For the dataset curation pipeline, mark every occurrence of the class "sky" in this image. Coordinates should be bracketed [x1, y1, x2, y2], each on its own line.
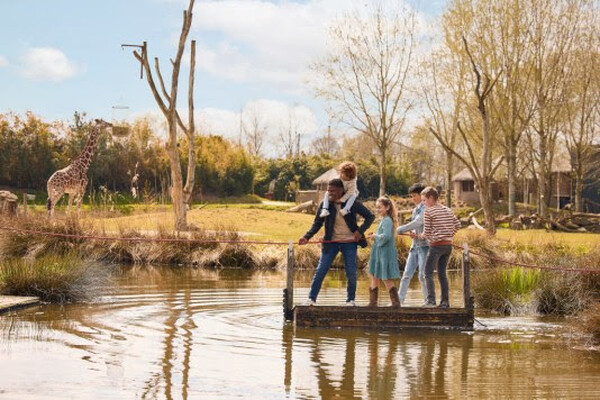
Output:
[0, 0, 446, 156]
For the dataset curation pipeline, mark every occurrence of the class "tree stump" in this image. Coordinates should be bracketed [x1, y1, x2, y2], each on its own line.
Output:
[0, 190, 18, 216]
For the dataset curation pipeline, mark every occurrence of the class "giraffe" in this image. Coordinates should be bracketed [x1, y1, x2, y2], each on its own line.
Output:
[46, 119, 112, 217]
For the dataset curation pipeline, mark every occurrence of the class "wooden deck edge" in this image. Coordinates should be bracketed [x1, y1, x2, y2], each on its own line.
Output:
[0, 296, 40, 314]
[291, 305, 475, 331]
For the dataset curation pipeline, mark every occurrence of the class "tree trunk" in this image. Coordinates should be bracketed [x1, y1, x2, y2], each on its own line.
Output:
[167, 121, 187, 230]
[507, 138, 517, 217]
[538, 135, 548, 217]
[379, 148, 387, 196]
[445, 151, 453, 207]
[478, 178, 496, 235]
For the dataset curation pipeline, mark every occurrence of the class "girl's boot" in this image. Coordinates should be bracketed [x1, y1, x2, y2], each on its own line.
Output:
[368, 287, 378, 307]
[388, 287, 401, 308]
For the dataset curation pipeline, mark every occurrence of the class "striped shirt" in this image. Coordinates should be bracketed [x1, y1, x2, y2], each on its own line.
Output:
[423, 204, 461, 245]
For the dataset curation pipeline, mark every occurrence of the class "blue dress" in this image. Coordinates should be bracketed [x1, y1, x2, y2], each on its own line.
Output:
[368, 216, 400, 279]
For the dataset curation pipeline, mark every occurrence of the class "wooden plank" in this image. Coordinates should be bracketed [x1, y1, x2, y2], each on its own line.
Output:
[294, 305, 474, 330]
[0, 295, 40, 314]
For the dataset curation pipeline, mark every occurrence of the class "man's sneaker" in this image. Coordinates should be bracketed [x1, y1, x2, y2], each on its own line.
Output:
[320, 209, 330, 218]
[437, 302, 450, 309]
[422, 301, 436, 308]
[345, 300, 356, 307]
[305, 299, 316, 306]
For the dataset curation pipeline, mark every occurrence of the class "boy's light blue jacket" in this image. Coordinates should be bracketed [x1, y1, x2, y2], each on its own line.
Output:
[396, 202, 428, 248]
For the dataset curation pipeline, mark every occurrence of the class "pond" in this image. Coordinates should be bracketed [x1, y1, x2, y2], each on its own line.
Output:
[1, 267, 600, 399]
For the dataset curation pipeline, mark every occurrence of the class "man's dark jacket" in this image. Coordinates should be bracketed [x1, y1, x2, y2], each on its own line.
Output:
[302, 199, 375, 248]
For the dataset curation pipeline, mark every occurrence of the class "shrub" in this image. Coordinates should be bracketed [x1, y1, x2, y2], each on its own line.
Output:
[536, 272, 592, 315]
[577, 303, 600, 345]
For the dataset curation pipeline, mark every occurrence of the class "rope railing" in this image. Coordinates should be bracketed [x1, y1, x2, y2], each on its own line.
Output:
[0, 225, 357, 246]
[1, 224, 599, 274]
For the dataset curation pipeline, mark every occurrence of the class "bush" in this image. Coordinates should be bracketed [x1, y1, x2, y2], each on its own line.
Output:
[473, 267, 540, 315]
[577, 303, 600, 345]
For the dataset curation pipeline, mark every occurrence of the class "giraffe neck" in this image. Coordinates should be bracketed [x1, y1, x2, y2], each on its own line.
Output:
[74, 125, 100, 170]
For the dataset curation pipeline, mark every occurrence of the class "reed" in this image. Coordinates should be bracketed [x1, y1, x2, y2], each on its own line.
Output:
[473, 267, 540, 314]
[577, 303, 600, 345]
[0, 252, 111, 303]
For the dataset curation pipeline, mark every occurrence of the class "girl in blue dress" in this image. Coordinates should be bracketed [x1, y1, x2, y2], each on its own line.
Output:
[368, 196, 401, 308]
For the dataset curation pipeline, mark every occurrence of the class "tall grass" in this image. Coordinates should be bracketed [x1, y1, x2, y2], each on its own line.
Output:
[473, 267, 541, 314]
[577, 303, 600, 346]
[0, 253, 112, 303]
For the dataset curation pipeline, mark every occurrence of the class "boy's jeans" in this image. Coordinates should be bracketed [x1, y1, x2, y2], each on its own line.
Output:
[424, 245, 453, 305]
[398, 246, 429, 303]
[308, 242, 358, 302]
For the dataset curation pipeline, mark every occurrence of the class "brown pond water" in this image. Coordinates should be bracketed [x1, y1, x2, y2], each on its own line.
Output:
[1, 267, 600, 399]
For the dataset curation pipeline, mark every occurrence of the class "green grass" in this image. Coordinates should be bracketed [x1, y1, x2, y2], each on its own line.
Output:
[0, 253, 111, 303]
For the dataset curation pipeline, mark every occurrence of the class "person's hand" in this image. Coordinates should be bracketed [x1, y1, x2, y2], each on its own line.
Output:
[368, 232, 375, 239]
[409, 232, 417, 239]
[299, 237, 308, 245]
[353, 231, 362, 242]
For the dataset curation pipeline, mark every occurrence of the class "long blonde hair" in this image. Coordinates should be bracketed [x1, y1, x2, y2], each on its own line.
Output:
[376, 196, 398, 231]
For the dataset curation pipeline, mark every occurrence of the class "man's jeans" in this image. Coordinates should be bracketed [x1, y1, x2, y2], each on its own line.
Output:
[424, 245, 453, 305]
[398, 246, 429, 303]
[308, 242, 358, 302]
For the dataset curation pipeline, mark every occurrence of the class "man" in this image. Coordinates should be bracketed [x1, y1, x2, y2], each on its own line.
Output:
[419, 186, 461, 308]
[396, 183, 429, 305]
[299, 178, 375, 306]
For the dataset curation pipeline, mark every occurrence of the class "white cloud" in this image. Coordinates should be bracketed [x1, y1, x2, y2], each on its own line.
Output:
[191, 0, 424, 92]
[0, 56, 8, 68]
[185, 0, 442, 106]
[20, 47, 79, 82]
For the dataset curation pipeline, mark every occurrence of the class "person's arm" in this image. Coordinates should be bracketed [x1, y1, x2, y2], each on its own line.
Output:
[353, 201, 375, 235]
[375, 217, 394, 247]
[421, 209, 432, 239]
[299, 203, 325, 243]
[396, 213, 423, 234]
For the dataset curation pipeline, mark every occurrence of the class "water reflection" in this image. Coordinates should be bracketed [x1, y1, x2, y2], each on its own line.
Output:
[284, 326, 474, 399]
[1, 266, 600, 399]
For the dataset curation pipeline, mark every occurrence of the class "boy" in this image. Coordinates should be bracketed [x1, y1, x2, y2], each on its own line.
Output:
[320, 161, 359, 217]
[419, 186, 461, 308]
[396, 183, 429, 305]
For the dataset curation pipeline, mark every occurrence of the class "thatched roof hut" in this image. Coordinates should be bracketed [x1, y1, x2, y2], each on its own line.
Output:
[312, 168, 340, 190]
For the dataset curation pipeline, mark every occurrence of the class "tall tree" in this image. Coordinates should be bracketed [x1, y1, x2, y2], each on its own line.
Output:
[525, 0, 582, 217]
[430, 0, 504, 234]
[129, 0, 197, 230]
[563, 4, 600, 211]
[311, 3, 416, 195]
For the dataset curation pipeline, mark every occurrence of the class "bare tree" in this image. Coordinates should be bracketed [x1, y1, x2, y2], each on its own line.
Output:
[420, 44, 467, 207]
[241, 104, 268, 158]
[487, 0, 537, 217]
[311, 3, 415, 195]
[311, 127, 340, 157]
[278, 108, 300, 158]
[563, 5, 600, 211]
[128, 0, 197, 230]
[429, 8, 504, 234]
[526, 0, 582, 217]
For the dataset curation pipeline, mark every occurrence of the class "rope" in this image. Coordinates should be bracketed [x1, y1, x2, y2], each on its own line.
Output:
[1, 224, 599, 274]
[456, 243, 600, 274]
[0, 225, 358, 246]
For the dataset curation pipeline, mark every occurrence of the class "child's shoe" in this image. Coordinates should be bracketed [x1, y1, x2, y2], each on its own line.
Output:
[320, 209, 330, 218]
[339, 208, 349, 216]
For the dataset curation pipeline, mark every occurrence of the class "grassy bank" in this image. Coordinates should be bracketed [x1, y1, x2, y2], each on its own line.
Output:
[0, 252, 111, 303]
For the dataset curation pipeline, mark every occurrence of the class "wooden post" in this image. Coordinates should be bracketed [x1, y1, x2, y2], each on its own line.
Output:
[462, 243, 471, 309]
[23, 193, 27, 215]
[283, 240, 294, 321]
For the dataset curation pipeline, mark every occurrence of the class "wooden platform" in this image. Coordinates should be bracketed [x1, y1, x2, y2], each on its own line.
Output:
[0, 295, 40, 314]
[293, 305, 474, 330]
[283, 242, 476, 331]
